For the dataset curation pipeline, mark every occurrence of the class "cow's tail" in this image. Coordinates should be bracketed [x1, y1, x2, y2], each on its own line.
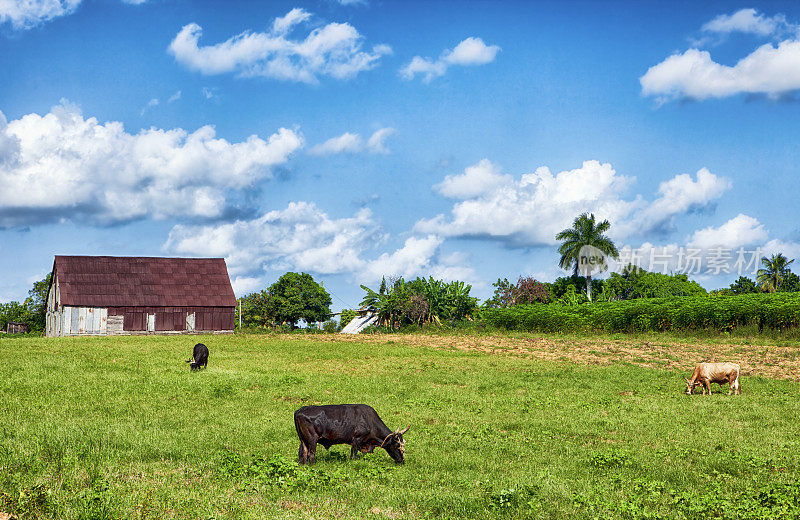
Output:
[734, 365, 741, 394]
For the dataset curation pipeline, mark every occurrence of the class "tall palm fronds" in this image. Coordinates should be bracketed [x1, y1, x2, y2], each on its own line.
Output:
[359, 277, 478, 329]
[556, 212, 619, 301]
[756, 253, 795, 293]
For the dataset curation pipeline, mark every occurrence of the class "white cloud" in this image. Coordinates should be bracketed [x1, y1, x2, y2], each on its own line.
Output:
[0, 0, 80, 30]
[0, 0, 151, 30]
[165, 202, 379, 277]
[201, 87, 217, 99]
[400, 37, 500, 83]
[164, 201, 475, 286]
[611, 241, 683, 274]
[168, 90, 182, 103]
[610, 241, 732, 286]
[701, 8, 792, 37]
[637, 167, 731, 233]
[0, 101, 302, 227]
[230, 276, 265, 296]
[688, 214, 769, 249]
[310, 132, 362, 155]
[416, 160, 730, 247]
[336, 0, 366, 5]
[644, 9, 800, 102]
[0, 110, 18, 163]
[310, 127, 394, 155]
[446, 37, 502, 66]
[365, 127, 394, 154]
[360, 235, 478, 284]
[762, 238, 800, 261]
[168, 8, 391, 84]
[612, 214, 800, 281]
[271, 7, 311, 35]
[641, 41, 800, 101]
[362, 235, 443, 282]
[609, 237, 800, 285]
[400, 57, 447, 84]
[140, 97, 159, 115]
[434, 158, 510, 199]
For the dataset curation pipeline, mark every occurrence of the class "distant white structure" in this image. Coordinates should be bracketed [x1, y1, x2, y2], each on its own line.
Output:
[340, 312, 378, 334]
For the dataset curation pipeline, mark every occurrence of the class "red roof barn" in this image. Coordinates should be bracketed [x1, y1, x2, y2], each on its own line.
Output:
[46, 256, 236, 336]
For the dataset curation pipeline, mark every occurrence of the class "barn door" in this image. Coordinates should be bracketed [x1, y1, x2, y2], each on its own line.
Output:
[186, 312, 195, 331]
[147, 313, 155, 332]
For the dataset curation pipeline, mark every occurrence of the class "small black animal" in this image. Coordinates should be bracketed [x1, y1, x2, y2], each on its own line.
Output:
[294, 404, 410, 464]
[186, 343, 209, 371]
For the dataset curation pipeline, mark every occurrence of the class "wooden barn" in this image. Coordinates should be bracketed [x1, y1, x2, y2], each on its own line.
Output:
[45, 256, 236, 337]
[5, 321, 28, 334]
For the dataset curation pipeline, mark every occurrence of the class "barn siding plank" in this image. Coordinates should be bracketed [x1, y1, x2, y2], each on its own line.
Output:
[63, 307, 71, 335]
[107, 315, 123, 334]
[86, 308, 94, 333]
[99, 308, 107, 334]
[124, 312, 145, 331]
[70, 307, 79, 334]
[79, 308, 88, 333]
[212, 312, 221, 330]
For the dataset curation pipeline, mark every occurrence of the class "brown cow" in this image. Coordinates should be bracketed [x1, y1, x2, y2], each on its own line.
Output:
[685, 362, 741, 396]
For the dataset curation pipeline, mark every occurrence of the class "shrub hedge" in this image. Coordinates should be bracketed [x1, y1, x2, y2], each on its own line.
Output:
[480, 293, 800, 334]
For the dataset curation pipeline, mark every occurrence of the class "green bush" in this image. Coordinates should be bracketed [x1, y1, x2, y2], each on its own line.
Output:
[321, 320, 339, 333]
[215, 449, 350, 493]
[339, 309, 357, 328]
[605, 267, 706, 300]
[360, 277, 478, 329]
[481, 293, 800, 334]
[574, 476, 800, 520]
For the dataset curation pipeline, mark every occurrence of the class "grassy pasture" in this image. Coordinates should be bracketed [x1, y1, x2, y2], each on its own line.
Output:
[1, 334, 799, 519]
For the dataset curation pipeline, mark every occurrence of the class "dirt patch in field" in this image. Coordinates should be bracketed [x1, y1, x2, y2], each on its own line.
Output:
[289, 334, 800, 382]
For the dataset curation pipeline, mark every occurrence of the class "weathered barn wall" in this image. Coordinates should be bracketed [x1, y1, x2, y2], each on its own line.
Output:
[47, 306, 233, 336]
[46, 276, 61, 337]
[60, 306, 108, 335]
[107, 315, 124, 334]
[107, 307, 234, 333]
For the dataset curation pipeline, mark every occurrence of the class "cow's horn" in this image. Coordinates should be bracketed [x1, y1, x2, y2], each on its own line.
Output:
[398, 424, 410, 435]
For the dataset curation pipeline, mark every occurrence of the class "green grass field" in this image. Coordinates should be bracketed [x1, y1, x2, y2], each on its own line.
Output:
[1, 333, 799, 519]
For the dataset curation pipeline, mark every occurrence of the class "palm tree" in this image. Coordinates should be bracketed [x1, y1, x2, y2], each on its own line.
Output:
[556, 213, 619, 301]
[756, 253, 795, 293]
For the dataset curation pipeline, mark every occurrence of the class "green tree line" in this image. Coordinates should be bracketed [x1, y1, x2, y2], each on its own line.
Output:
[0, 274, 50, 334]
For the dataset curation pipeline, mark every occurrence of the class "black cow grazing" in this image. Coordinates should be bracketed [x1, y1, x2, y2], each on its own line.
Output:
[294, 404, 410, 464]
[186, 343, 209, 371]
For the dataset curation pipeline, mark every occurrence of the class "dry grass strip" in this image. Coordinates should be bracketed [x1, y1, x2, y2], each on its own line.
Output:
[284, 333, 800, 382]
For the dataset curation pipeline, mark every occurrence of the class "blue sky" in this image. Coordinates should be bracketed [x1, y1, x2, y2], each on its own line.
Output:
[2, 0, 800, 310]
